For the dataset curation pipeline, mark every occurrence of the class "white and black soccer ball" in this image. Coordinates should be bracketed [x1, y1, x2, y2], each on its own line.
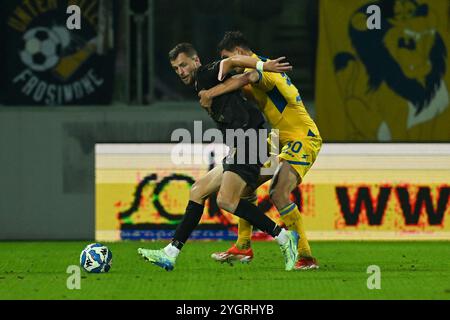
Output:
[80, 243, 113, 273]
[20, 27, 62, 72]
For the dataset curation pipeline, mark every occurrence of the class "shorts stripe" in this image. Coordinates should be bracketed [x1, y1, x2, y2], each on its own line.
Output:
[280, 203, 297, 216]
[287, 160, 311, 166]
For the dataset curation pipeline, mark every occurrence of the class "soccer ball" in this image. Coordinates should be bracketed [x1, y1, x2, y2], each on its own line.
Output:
[80, 243, 113, 273]
[20, 27, 62, 72]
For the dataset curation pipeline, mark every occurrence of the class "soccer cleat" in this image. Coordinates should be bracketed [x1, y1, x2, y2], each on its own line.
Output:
[294, 257, 320, 270]
[279, 231, 299, 271]
[211, 244, 254, 264]
[252, 231, 273, 241]
[137, 248, 176, 271]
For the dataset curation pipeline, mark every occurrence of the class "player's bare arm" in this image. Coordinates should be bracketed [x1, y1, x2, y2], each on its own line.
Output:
[220, 55, 292, 80]
[199, 57, 292, 110]
[198, 72, 259, 110]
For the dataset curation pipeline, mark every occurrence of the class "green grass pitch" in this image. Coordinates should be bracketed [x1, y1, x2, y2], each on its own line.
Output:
[0, 241, 449, 300]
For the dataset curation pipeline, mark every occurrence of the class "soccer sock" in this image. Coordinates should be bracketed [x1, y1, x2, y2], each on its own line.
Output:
[172, 200, 205, 246]
[164, 243, 180, 258]
[274, 228, 289, 245]
[236, 218, 253, 250]
[233, 199, 281, 238]
[279, 203, 312, 257]
[235, 194, 256, 250]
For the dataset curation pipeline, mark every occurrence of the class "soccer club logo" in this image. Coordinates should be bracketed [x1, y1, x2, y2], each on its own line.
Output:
[5, 0, 113, 105]
[334, 0, 449, 141]
[19, 25, 97, 81]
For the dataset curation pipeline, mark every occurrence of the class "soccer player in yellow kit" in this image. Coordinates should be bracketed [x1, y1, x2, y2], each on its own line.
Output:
[199, 31, 322, 270]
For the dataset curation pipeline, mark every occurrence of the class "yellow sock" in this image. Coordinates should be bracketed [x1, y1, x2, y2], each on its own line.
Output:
[279, 203, 312, 258]
[235, 218, 253, 250]
[235, 196, 257, 250]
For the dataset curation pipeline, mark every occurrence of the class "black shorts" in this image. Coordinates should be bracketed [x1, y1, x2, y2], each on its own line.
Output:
[222, 158, 261, 190]
[221, 128, 269, 190]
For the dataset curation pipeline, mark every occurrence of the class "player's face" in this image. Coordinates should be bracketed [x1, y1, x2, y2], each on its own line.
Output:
[220, 48, 245, 74]
[170, 53, 200, 85]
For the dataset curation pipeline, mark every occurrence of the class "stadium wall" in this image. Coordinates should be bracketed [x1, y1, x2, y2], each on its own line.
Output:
[0, 103, 214, 240]
[1, 104, 449, 241]
[96, 143, 450, 241]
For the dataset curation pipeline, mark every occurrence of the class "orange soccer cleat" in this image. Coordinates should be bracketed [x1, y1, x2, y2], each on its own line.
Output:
[211, 244, 254, 264]
[294, 256, 320, 270]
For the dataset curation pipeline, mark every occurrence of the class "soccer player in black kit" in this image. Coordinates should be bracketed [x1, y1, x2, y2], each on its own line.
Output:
[138, 43, 299, 271]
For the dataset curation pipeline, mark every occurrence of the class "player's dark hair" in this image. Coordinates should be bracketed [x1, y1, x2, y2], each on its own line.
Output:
[168, 43, 198, 61]
[217, 31, 251, 53]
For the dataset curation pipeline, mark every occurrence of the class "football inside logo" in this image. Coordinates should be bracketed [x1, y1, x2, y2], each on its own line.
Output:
[20, 27, 62, 72]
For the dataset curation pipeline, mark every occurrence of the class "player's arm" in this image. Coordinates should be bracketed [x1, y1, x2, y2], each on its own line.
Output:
[198, 71, 260, 110]
[218, 55, 292, 81]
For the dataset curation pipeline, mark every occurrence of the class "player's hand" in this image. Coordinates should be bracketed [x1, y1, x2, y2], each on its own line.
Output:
[198, 90, 213, 114]
[263, 57, 293, 73]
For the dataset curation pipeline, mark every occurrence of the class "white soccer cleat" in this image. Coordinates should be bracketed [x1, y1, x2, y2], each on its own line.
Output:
[279, 231, 299, 271]
[138, 248, 176, 271]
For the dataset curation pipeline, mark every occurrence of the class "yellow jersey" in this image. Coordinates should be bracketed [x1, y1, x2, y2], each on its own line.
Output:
[245, 54, 320, 145]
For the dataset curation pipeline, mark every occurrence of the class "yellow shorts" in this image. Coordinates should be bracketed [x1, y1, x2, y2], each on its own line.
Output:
[265, 133, 322, 179]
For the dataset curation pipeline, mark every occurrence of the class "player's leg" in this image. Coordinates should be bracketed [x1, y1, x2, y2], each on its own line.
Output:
[271, 137, 322, 270]
[269, 160, 314, 258]
[216, 170, 298, 271]
[171, 164, 224, 245]
[235, 193, 256, 250]
[210, 194, 255, 263]
[215, 127, 275, 261]
[188, 164, 225, 204]
[231, 126, 274, 250]
[235, 174, 272, 248]
[138, 165, 224, 270]
[211, 175, 271, 264]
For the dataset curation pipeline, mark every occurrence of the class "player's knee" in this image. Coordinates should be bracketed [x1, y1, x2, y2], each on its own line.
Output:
[269, 188, 279, 203]
[190, 182, 207, 202]
[217, 193, 239, 213]
[269, 187, 290, 208]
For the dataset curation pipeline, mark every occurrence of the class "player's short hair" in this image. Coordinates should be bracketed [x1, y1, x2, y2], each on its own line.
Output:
[168, 43, 198, 61]
[217, 31, 251, 52]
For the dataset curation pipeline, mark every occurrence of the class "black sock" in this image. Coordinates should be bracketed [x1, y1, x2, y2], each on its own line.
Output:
[233, 199, 282, 237]
[171, 239, 185, 251]
[173, 201, 205, 246]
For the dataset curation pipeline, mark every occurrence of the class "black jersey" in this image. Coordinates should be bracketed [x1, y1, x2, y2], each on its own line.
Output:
[194, 60, 265, 133]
